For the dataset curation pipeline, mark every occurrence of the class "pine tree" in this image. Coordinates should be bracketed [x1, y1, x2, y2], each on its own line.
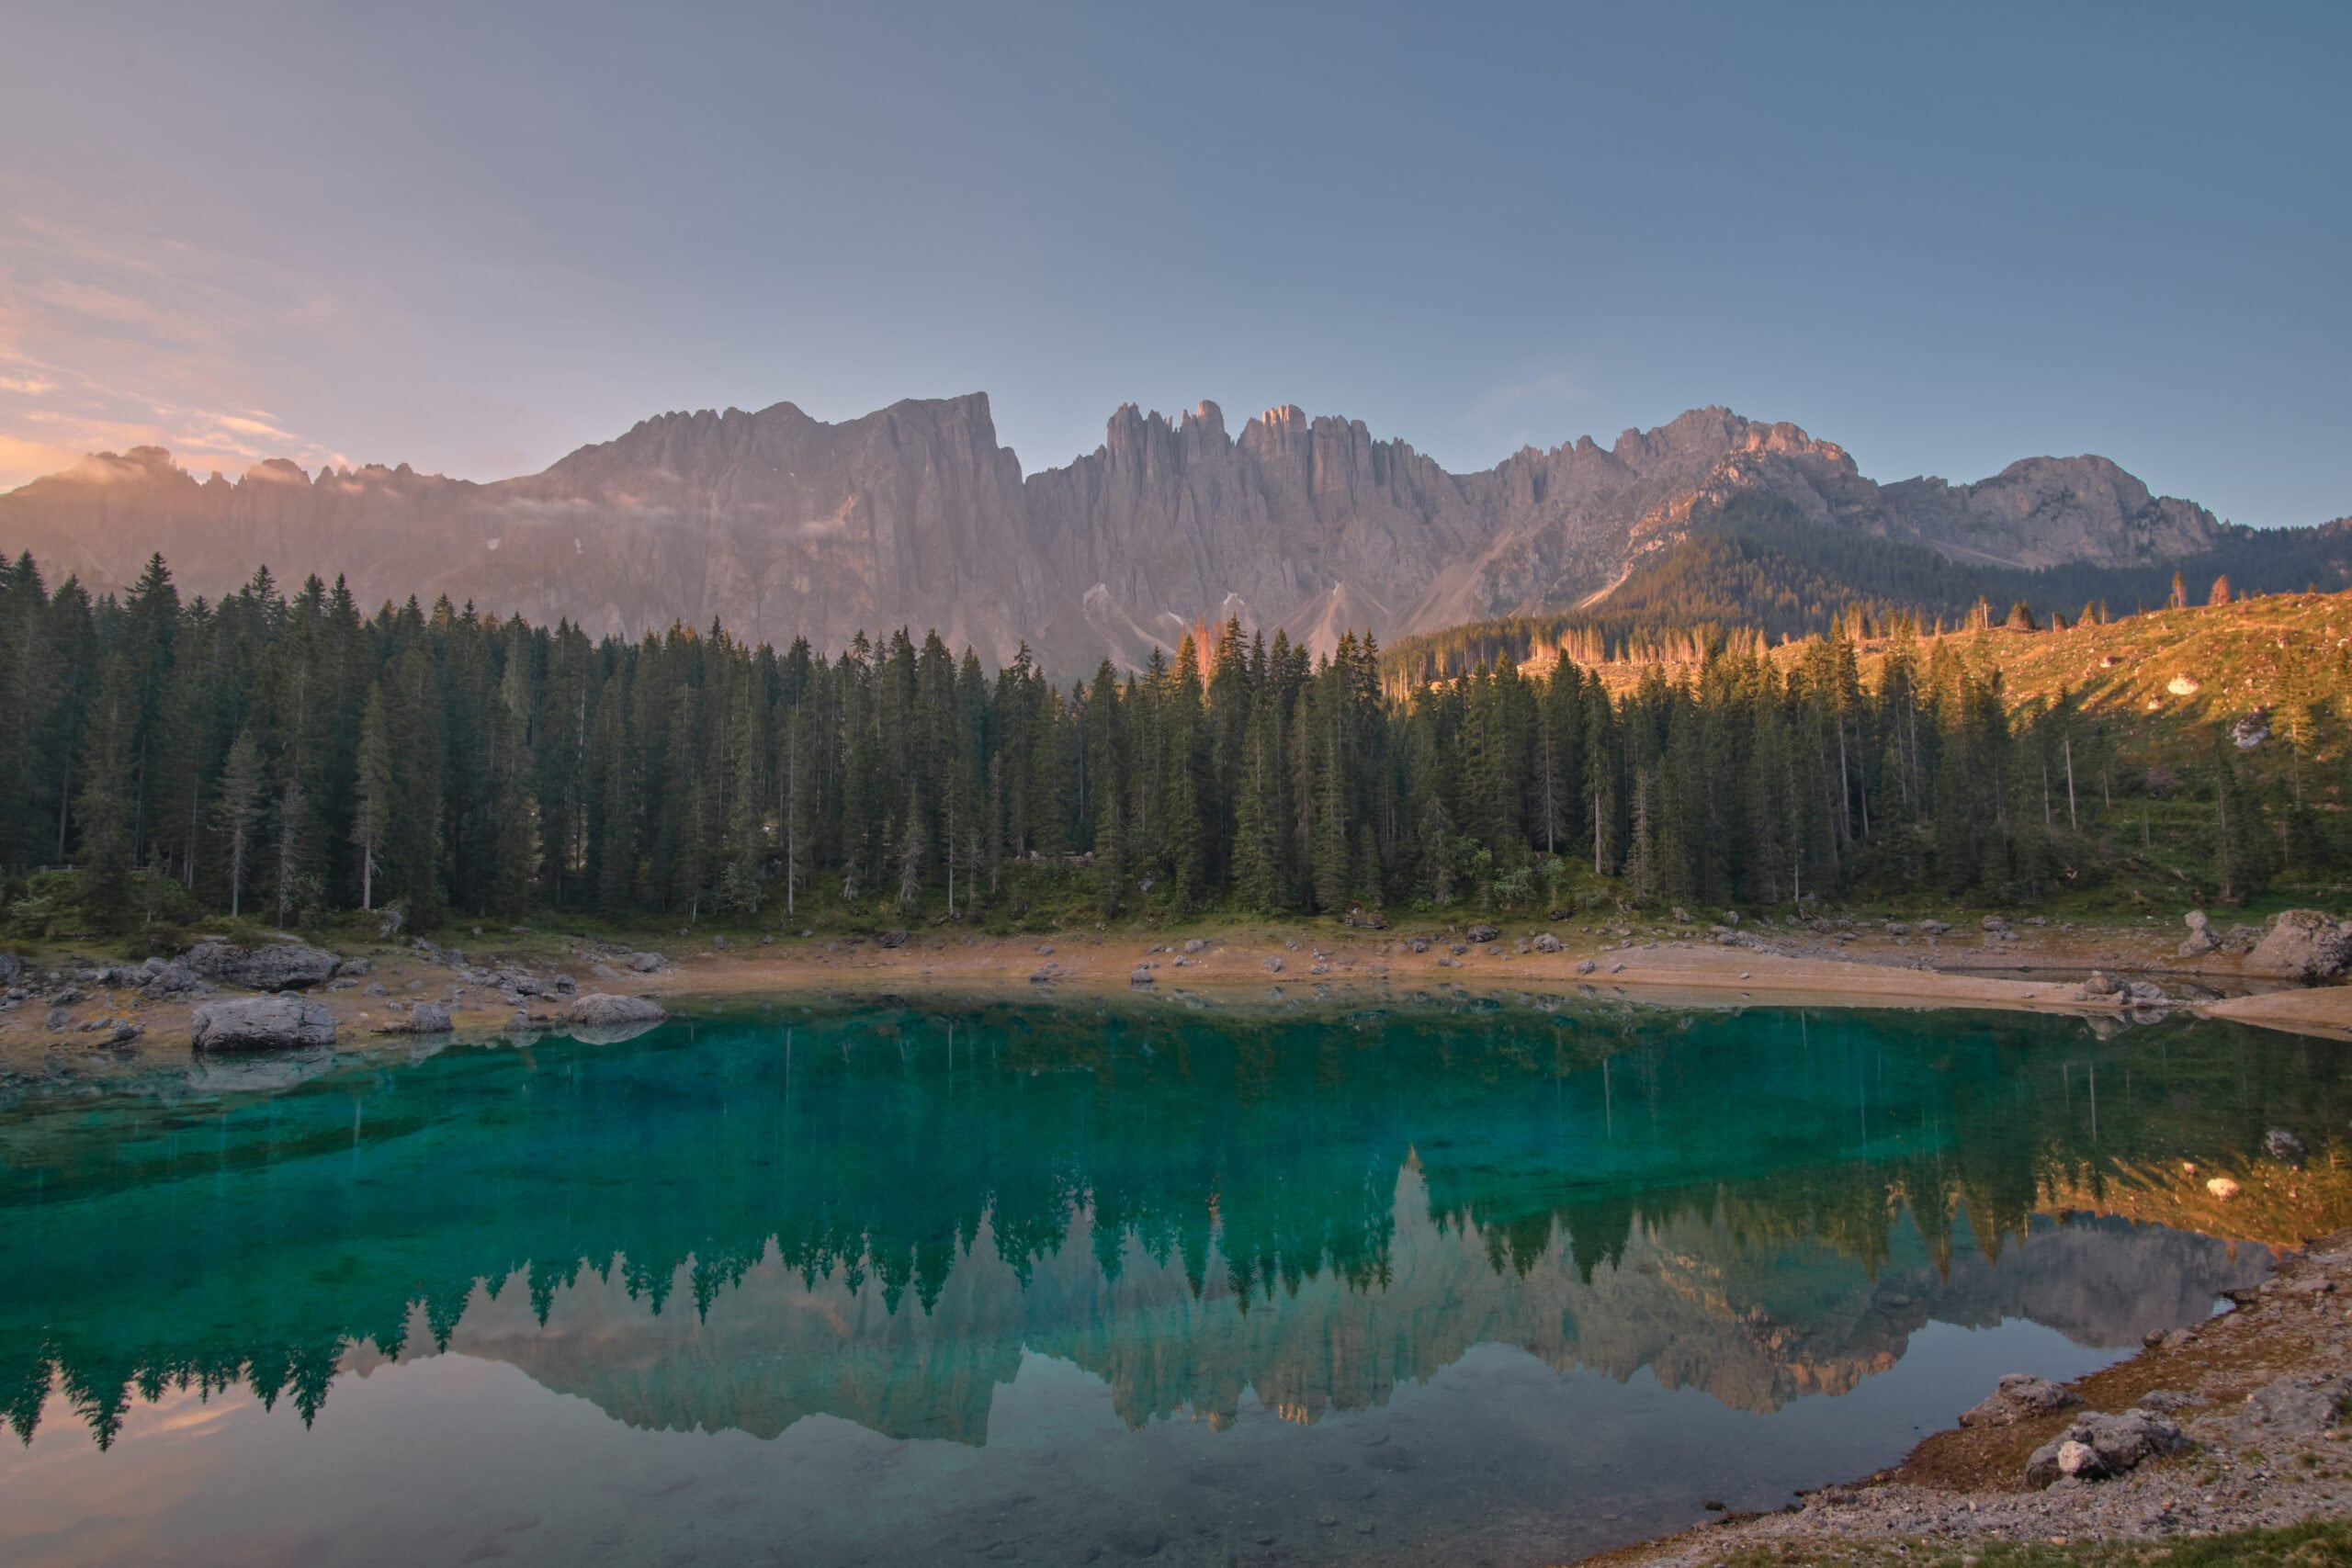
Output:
[897, 785, 926, 914]
[217, 728, 264, 919]
[268, 778, 318, 927]
[353, 685, 391, 911]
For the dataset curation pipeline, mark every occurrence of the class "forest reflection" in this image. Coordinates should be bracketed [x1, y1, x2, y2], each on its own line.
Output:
[4, 1001, 2337, 1450]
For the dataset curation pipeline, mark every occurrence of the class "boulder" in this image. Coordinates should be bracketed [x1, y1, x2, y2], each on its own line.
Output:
[1465, 924, 1500, 943]
[565, 992, 665, 1044]
[1917, 919, 1951, 936]
[190, 995, 337, 1052]
[626, 952, 665, 973]
[877, 930, 909, 949]
[2249, 910, 2352, 982]
[2229, 1373, 2351, 1443]
[2267, 1128, 2309, 1166]
[1129, 967, 1155, 986]
[1532, 931, 1563, 953]
[1182, 939, 1207, 954]
[2078, 971, 2119, 998]
[334, 956, 371, 978]
[1262, 956, 1283, 974]
[403, 1002, 453, 1034]
[141, 963, 203, 998]
[2024, 1407, 2188, 1487]
[567, 993, 665, 1028]
[183, 939, 342, 991]
[1961, 1373, 2081, 1428]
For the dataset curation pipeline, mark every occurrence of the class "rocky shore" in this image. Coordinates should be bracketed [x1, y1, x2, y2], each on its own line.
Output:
[1590, 1233, 2352, 1565]
[1, 907, 2349, 1094]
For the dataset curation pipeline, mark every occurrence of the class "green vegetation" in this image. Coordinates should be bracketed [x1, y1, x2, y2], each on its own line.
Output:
[4, 550, 2348, 942]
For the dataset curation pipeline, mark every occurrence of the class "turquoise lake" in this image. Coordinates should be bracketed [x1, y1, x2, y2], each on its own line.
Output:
[2, 998, 2341, 1566]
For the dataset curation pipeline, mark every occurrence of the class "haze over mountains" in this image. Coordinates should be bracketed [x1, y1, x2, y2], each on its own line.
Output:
[0, 392, 2301, 671]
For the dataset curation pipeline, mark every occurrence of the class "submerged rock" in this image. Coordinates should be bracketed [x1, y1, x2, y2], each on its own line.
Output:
[190, 995, 338, 1052]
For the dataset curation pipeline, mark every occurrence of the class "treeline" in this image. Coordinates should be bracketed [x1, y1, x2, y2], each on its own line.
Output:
[0, 550, 2330, 935]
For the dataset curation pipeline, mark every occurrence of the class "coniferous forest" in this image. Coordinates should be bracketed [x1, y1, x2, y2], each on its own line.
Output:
[1, 550, 2337, 940]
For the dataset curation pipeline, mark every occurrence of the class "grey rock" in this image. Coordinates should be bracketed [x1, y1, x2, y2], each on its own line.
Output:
[403, 1002, 453, 1033]
[1961, 1373, 2080, 1427]
[2024, 1408, 2188, 1487]
[1466, 924, 1500, 943]
[567, 992, 664, 1028]
[183, 939, 342, 991]
[2267, 1127, 2309, 1165]
[2230, 1373, 2351, 1442]
[876, 930, 908, 949]
[1262, 956, 1283, 974]
[334, 956, 371, 977]
[2179, 908, 2220, 956]
[1182, 939, 1207, 954]
[2250, 909, 2352, 982]
[627, 952, 664, 973]
[1532, 931, 1563, 953]
[1916, 919, 1951, 935]
[1129, 967, 1155, 986]
[190, 995, 337, 1052]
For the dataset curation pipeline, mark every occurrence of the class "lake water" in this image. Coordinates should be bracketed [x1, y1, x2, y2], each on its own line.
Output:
[2, 998, 2340, 1567]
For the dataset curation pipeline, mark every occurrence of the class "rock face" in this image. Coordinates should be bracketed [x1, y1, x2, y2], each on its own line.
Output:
[0, 397, 2249, 673]
[189, 995, 337, 1052]
[183, 939, 342, 991]
[2248, 910, 2352, 982]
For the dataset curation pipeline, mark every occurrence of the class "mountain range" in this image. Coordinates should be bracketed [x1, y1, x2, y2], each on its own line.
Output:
[3, 393, 2338, 671]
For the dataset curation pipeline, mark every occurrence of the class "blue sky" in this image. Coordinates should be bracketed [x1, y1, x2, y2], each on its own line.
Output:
[1, 1, 2344, 525]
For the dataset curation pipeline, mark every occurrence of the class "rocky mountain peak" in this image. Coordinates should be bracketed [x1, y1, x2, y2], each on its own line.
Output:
[0, 392, 2249, 670]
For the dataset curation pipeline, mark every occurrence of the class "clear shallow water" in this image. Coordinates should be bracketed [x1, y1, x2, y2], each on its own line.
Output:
[1, 999, 2340, 1567]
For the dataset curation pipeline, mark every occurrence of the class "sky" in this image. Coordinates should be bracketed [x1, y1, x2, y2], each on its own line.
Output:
[0, 1, 2345, 525]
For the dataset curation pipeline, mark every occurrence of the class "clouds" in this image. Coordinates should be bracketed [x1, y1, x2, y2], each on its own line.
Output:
[0, 177, 350, 489]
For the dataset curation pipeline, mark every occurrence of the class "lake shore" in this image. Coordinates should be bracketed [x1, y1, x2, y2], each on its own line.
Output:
[1578, 1229, 2352, 1567]
[4, 912, 2348, 1082]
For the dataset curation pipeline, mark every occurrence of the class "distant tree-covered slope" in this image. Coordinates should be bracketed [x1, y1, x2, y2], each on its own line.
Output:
[1385, 493, 2352, 684]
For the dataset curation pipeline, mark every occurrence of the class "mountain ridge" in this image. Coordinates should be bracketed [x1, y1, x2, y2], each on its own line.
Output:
[0, 393, 2283, 671]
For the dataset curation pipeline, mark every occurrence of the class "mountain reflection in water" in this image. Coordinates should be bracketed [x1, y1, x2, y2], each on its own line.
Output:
[5, 1001, 2329, 1457]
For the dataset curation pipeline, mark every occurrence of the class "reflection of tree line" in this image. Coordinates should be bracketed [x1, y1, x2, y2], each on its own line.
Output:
[3, 1004, 2343, 1448]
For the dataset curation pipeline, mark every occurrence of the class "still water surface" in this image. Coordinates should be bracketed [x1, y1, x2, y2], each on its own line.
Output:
[2, 999, 2340, 1566]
